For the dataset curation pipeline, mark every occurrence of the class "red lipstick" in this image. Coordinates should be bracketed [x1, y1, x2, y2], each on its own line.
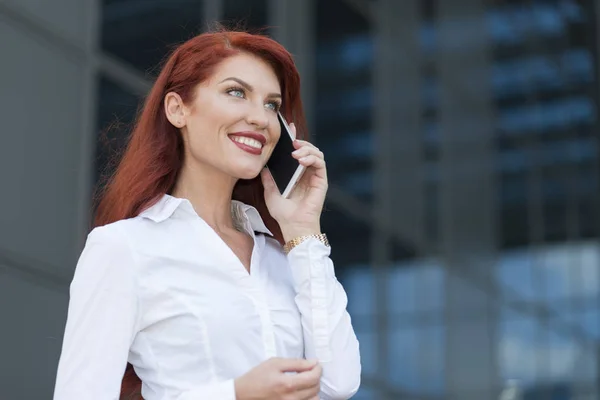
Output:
[228, 131, 266, 156]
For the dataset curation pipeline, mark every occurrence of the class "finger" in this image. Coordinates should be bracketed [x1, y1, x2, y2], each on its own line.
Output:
[274, 358, 318, 373]
[289, 122, 297, 140]
[292, 146, 324, 160]
[294, 384, 320, 400]
[298, 155, 326, 170]
[293, 139, 317, 150]
[293, 141, 324, 160]
[260, 168, 279, 197]
[292, 147, 310, 159]
[287, 364, 322, 390]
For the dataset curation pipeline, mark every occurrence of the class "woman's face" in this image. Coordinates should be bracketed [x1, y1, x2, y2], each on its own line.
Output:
[165, 52, 283, 181]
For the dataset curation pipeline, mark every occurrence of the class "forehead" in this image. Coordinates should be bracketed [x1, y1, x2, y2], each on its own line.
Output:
[210, 53, 281, 94]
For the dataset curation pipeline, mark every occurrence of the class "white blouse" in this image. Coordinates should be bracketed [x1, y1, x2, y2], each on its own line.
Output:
[53, 194, 361, 400]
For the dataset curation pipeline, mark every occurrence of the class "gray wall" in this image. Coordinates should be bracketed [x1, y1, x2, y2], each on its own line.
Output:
[0, 0, 96, 397]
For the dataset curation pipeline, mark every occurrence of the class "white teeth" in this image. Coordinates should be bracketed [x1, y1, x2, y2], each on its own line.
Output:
[231, 136, 262, 149]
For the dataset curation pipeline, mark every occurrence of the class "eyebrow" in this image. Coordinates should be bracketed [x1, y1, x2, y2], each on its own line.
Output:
[219, 77, 282, 99]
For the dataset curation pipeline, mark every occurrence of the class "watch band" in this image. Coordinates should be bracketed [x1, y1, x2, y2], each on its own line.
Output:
[283, 233, 330, 254]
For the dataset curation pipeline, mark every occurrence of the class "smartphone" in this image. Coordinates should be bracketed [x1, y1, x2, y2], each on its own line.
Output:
[265, 112, 306, 198]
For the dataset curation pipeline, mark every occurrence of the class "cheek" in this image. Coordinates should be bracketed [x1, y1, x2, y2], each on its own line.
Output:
[271, 123, 281, 144]
[263, 146, 274, 161]
[185, 112, 222, 146]
[213, 96, 248, 123]
[181, 118, 217, 157]
[265, 131, 281, 158]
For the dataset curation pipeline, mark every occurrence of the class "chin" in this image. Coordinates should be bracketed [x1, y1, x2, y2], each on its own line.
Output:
[233, 164, 263, 180]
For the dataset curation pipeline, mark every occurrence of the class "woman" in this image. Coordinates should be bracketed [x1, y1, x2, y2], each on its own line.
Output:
[53, 28, 361, 400]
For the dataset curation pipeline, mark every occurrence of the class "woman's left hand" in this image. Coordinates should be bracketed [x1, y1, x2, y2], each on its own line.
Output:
[261, 123, 328, 242]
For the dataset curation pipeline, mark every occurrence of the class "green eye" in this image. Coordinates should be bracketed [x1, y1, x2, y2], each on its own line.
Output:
[265, 102, 280, 112]
[227, 88, 245, 98]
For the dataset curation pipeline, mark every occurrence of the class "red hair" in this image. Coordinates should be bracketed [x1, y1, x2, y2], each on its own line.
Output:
[93, 28, 306, 399]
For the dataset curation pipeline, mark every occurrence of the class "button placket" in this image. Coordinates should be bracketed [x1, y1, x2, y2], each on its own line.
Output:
[247, 233, 277, 358]
[231, 205, 278, 358]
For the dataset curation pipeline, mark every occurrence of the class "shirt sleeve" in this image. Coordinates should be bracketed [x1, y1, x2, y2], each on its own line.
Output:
[286, 238, 361, 400]
[53, 225, 140, 400]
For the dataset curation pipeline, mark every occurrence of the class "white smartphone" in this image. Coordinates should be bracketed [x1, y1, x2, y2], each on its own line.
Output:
[266, 112, 306, 198]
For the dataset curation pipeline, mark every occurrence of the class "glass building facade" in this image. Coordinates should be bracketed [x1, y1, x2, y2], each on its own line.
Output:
[1, 0, 599, 398]
[96, 1, 600, 398]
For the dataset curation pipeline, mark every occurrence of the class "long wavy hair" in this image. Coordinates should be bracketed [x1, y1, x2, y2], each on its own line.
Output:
[93, 28, 307, 399]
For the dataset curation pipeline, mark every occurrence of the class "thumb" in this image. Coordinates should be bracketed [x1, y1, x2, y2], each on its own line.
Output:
[261, 168, 279, 197]
[276, 358, 318, 373]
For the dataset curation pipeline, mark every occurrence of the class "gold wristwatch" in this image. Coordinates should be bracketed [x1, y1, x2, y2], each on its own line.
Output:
[283, 233, 330, 254]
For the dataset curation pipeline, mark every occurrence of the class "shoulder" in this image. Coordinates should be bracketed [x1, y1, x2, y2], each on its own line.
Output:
[77, 218, 149, 273]
[264, 235, 286, 255]
[86, 215, 160, 252]
[87, 219, 129, 243]
[88, 216, 149, 241]
[83, 215, 181, 267]
[261, 235, 292, 273]
[70, 219, 145, 293]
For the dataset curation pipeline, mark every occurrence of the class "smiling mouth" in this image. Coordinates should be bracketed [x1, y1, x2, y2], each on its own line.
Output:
[228, 135, 264, 155]
[229, 135, 263, 150]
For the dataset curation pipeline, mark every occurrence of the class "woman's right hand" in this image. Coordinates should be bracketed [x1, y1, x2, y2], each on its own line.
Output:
[234, 357, 322, 400]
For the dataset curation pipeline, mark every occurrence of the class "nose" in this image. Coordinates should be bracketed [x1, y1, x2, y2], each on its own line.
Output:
[246, 103, 269, 130]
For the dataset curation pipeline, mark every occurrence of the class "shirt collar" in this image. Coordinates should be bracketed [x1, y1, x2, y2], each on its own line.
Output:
[139, 194, 273, 236]
[231, 200, 273, 236]
[138, 194, 184, 222]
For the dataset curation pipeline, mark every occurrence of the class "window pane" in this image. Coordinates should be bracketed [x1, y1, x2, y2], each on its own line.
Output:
[95, 75, 140, 192]
[102, 0, 204, 72]
[222, 0, 268, 32]
[316, 0, 374, 203]
[325, 208, 373, 398]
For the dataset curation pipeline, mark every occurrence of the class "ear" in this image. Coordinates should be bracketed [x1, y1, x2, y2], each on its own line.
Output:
[164, 92, 186, 128]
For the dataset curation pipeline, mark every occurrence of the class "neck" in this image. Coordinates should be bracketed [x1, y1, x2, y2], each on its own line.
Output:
[171, 161, 237, 233]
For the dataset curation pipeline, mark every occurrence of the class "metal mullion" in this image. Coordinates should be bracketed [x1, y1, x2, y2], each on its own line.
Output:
[74, 0, 101, 251]
[372, 0, 396, 397]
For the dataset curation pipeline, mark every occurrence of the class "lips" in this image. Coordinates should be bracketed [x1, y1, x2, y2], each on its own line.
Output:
[228, 131, 266, 156]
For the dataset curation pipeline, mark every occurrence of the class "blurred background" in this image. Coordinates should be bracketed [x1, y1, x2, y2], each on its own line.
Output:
[1, 0, 599, 399]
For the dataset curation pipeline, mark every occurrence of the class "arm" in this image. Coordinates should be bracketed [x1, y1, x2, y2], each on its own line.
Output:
[259, 127, 361, 399]
[53, 225, 139, 399]
[287, 238, 361, 400]
[53, 226, 238, 400]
